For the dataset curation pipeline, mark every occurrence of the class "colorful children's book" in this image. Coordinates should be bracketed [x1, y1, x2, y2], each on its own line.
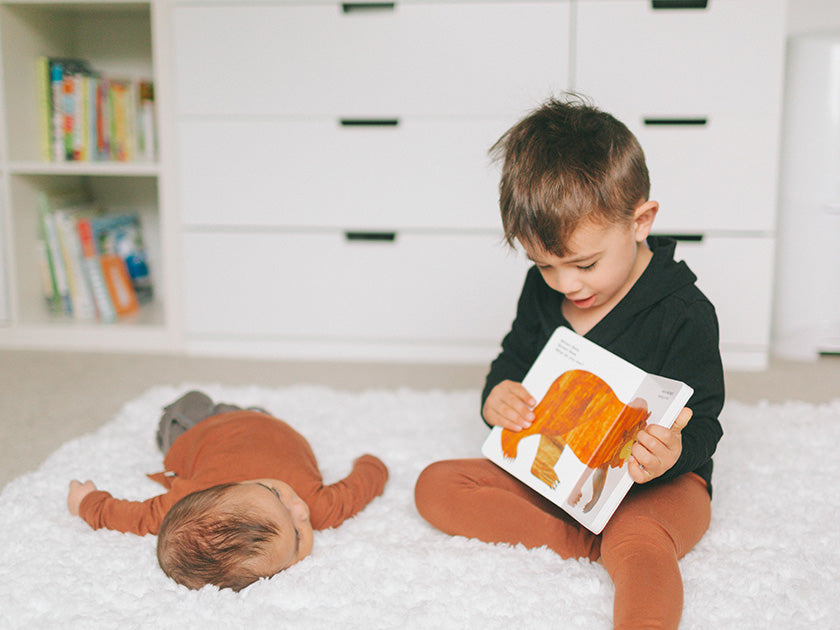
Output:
[36, 56, 52, 162]
[481, 326, 693, 534]
[91, 214, 153, 304]
[99, 252, 139, 316]
[54, 204, 98, 321]
[137, 80, 156, 161]
[76, 217, 117, 323]
[38, 193, 73, 315]
[36, 57, 153, 164]
[108, 79, 136, 161]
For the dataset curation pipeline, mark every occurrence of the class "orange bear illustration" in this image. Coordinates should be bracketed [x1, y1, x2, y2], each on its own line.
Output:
[501, 369, 650, 512]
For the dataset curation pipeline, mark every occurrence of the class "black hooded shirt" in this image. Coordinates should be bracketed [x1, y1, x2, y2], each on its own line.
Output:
[482, 236, 725, 496]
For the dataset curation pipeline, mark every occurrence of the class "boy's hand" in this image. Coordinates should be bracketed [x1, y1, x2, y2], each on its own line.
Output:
[483, 380, 536, 431]
[68, 480, 97, 516]
[628, 407, 692, 483]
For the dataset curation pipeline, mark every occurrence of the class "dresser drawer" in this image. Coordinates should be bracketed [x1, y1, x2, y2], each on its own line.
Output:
[172, 2, 570, 117]
[178, 118, 508, 230]
[575, 0, 785, 117]
[669, 234, 773, 352]
[182, 231, 529, 343]
[633, 113, 779, 233]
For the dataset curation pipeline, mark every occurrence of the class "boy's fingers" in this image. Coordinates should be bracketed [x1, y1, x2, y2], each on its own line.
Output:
[627, 457, 650, 484]
[503, 380, 536, 407]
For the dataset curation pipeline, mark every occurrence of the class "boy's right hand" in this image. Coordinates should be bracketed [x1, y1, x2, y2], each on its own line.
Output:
[67, 480, 97, 516]
[482, 380, 536, 431]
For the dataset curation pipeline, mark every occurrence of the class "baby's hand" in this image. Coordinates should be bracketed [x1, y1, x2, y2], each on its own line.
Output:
[628, 407, 692, 483]
[482, 380, 536, 431]
[67, 480, 97, 516]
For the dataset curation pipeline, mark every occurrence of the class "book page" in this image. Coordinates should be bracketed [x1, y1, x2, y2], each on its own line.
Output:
[631, 373, 694, 431]
[521, 327, 646, 402]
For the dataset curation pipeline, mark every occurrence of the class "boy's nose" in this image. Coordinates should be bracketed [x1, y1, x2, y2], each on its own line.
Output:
[552, 270, 582, 295]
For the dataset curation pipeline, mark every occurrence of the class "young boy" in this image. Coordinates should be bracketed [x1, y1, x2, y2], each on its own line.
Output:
[414, 96, 724, 629]
[68, 390, 388, 592]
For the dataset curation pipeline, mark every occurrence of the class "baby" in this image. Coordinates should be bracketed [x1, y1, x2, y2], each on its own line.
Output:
[68, 391, 388, 591]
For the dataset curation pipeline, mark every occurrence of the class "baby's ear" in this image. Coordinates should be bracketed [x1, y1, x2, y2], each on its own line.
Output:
[633, 200, 658, 240]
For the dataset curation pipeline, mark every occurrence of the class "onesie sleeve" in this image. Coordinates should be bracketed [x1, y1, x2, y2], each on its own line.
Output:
[78, 489, 177, 536]
[305, 454, 388, 530]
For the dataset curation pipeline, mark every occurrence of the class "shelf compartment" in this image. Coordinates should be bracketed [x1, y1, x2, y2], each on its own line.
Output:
[7, 172, 162, 327]
[0, 2, 153, 163]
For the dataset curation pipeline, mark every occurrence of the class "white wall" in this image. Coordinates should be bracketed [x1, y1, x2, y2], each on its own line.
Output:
[773, 1, 840, 359]
[787, 0, 840, 36]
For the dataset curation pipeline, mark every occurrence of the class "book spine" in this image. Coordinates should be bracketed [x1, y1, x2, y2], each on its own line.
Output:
[138, 80, 156, 161]
[39, 198, 72, 315]
[76, 217, 117, 323]
[87, 77, 100, 161]
[96, 79, 110, 160]
[110, 81, 128, 161]
[74, 74, 88, 161]
[109, 83, 119, 160]
[50, 62, 66, 163]
[54, 210, 96, 320]
[36, 206, 61, 313]
[126, 81, 138, 161]
[36, 239, 62, 314]
[36, 57, 52, 162]
[62, 73, 76, 161]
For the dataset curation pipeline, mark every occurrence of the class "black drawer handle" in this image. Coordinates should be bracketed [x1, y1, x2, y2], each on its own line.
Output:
[342, 2, 396, 14]
[644, 117, 708, 126]
[651, 0, 708, 9]
[344, 231, 397, 242]
[340, 118, 400, 127]
[654, 233, 704, 243]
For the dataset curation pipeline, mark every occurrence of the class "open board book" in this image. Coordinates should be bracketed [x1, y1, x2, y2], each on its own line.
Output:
[481, 326, 693, 534]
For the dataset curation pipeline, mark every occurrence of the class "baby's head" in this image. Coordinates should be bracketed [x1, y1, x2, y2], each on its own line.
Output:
[157, 479, 314, 591]
[491, 94, 650, 257]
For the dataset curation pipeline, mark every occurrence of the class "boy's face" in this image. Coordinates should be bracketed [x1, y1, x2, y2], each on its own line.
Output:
[234, 478, 314, 574]
[522, 202, 657, 322]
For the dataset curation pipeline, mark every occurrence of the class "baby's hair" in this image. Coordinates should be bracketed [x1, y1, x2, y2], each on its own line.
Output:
[490, 94, 650, 256]
[156, 483, 283, 592]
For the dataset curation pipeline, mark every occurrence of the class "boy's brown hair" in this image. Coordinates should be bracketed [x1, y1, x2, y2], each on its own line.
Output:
[156, 483, 282, 591]
[490, 94, 650, 256]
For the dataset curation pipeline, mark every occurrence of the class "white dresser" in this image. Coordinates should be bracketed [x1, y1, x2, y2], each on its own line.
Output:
[168, 0, 785, 368]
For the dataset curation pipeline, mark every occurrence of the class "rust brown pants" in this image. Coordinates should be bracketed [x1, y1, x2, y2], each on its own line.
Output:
[414, 459, 710, 630]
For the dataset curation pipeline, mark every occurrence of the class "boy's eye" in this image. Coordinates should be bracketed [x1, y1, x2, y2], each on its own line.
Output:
[577, 261, 597, 271]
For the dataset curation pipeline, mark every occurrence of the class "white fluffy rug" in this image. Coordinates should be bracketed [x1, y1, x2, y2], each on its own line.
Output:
[1, 385, 839, 629]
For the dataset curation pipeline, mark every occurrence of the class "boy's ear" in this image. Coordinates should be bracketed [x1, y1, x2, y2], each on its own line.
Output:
[633, 200, 658, 241]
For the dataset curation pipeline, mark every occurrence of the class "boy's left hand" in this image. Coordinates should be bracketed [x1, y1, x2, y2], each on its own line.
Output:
[68, 480, 98, 516]
[628, 407, 692, 484]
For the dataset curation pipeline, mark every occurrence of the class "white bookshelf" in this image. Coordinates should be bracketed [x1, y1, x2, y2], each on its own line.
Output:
[0, 0, 179, 351]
